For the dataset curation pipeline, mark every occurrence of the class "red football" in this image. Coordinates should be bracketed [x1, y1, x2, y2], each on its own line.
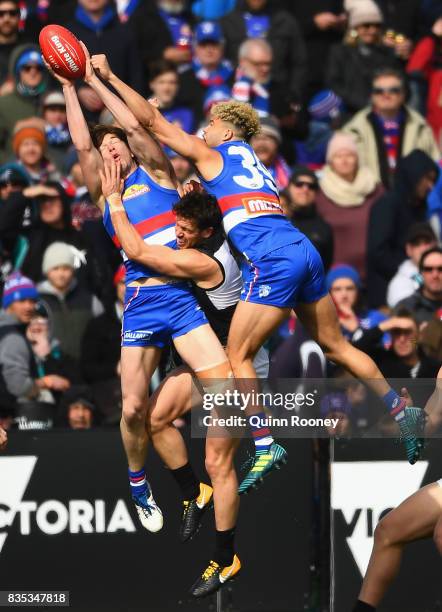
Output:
[39, 24, 86, 80]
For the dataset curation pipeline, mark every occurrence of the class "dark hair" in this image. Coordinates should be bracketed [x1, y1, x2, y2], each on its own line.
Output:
[91, 125, 130, 150]
[172, 192, 223, 231]
[372, 67, 405, 88]
[149, 59, 178, 82]
[392, 306, 418, 327]
[419, 246, 442, 271]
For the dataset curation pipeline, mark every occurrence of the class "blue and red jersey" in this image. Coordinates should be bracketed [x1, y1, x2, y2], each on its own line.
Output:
[103, 165, 179, 285]
[198, 141, 303, 262]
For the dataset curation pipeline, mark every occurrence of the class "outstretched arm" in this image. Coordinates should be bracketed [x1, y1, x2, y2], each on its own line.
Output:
[82, 46, 177, 186]
[90, 54, 222, 176]
[43, 60, 104, 208]
[101, 161, 220, 282]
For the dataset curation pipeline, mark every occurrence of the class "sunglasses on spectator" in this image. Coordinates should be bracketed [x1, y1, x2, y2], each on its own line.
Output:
[372, 86, 402, 95]
[21, 64, 43, 72]
[293, 180, 318, 190]
[422, 265, 442, 273]
[0, 9, 20, 17]
[359, 23, 381, 29]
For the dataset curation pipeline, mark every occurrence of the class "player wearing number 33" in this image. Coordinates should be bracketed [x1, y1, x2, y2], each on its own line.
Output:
[92, 53, 428, 595]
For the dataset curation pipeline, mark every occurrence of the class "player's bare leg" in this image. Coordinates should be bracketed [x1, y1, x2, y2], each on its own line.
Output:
[120, 345, 163, 532]
[296, 295, 426, 463]
[174, 325, 242, 596]
[353, 483, 442, 611]
[227, 301, 290, 494]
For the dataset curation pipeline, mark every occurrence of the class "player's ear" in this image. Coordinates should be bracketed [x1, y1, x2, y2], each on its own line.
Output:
[201, 227, 213, 239]
[222, 128, 234, 142]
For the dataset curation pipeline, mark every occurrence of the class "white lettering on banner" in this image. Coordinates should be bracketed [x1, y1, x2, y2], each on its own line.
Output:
[0, 457, 137, 556]
[331, 461, 428, 576]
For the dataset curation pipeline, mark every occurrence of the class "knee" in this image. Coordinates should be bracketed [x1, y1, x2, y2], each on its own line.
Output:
[374, 516, 396, 548]
[122, 394, 148, 427]
[149, 410, 167, 436]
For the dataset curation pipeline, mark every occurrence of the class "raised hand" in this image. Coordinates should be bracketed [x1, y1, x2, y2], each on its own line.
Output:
[90, 54, 112, 81]
[41, 55, 73, 87]
[99, 159, 124, 201]
[79, 40, 94, 83]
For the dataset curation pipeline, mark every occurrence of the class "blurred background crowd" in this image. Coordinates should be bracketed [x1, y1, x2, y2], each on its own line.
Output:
[0, 0, 441, 435]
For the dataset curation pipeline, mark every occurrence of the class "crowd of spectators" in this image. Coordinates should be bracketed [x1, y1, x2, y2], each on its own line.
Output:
[0, 0, 440, 435]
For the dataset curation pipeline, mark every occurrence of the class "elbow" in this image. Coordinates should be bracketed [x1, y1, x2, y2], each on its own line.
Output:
[124, 119, 144, 139]
[124, 243, 143, 261]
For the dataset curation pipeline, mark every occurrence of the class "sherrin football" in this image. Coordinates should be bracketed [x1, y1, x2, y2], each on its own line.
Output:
[39, 24, 86, 80]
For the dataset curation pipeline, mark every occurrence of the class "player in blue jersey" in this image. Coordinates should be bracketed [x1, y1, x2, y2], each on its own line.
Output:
[90, 54, 426, 595]
[45, 50, 241, 568]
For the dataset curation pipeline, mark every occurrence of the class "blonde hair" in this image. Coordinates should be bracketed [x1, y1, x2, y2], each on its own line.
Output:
[211, 101, 260, 141]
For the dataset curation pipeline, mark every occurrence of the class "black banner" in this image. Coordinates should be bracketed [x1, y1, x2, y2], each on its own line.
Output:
[332, 439, 442, 612]
[0, 432, 312, 612]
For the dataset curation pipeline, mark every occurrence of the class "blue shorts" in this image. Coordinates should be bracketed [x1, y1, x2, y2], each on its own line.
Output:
[122, 283, 208, 347]
[240, 238, 327, 309]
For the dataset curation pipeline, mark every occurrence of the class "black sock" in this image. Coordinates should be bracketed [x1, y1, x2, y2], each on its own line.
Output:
[214, 527, 235, 567]
[353, 600, 376, 612]
[170, 463, 200, 501]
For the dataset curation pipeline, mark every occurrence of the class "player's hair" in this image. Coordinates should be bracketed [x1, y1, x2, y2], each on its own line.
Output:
[173, 192, 223, 232]
[91, 125, 130, 150]
[211, 100, 260, 141]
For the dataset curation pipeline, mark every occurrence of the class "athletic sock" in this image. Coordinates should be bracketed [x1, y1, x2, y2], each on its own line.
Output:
[248, 411, 274, 452]
[382, 389, 406, 422]
[352, 600, 376, 611]
[214, 527, 235, 567]
[128, 468, 150, 500]
[170, 462, 200, 501]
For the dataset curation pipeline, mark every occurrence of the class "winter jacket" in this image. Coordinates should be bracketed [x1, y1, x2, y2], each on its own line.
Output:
[366, 150, 439, 306]
[316, 175, 384, 281]
[0, 44, 48, 164]
[220, 0, 307, 101]
[396, 289, 442, 324]
[387, 259, 421, 307]
[38, 279, 104, 361]
[288, 205, 334, 271]
[326, 43, 402, 114]
[80, 303, 122, 384]
[343, 105, 440, 188]
[0, 311, 35, 407]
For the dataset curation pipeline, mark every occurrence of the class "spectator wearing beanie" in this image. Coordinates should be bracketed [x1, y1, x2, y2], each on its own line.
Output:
[326, 0, 402, 115]
[294, 89, 345, 169]
[316, 132, 384, 281]
[0, 271, 69, 421]
[367, 150, 438, 307]
[250, 116, 291, 190]
[38, 242, 104, 361]
[283, 166, 334, 270]
[0, 44, 49, 164]
[326, 264, 386, 341]
[12, 118, 61, 184]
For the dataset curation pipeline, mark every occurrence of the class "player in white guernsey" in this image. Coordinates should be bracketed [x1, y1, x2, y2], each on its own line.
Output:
[353, 366, 442, 612]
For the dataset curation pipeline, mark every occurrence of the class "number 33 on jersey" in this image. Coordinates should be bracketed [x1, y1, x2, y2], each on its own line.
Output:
[199, 142, 303, 262]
